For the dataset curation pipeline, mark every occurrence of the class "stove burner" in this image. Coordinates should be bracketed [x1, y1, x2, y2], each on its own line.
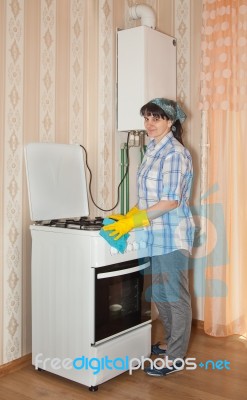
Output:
[42, 217, 104, 230]
[67, 217, 103, 230]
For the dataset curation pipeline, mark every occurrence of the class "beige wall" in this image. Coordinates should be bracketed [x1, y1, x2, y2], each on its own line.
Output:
[0, 0, 202, 364]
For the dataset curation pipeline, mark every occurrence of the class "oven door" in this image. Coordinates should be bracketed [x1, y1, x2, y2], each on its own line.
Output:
[94, 257, 151, 344]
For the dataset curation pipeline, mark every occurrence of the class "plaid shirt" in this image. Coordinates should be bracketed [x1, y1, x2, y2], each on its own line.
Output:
[137, 131, 195, 256]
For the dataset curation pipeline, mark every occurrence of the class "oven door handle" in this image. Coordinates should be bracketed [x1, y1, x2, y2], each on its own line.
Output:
[97, 261, 150, 279]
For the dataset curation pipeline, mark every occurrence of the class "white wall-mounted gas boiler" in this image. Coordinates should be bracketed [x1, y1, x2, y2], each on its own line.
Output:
[117, 26, 177, 132]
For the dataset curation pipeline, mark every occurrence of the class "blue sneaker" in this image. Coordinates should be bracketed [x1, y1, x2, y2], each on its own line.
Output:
[144, 360, 184, 376]
[151, 342, 166, 356]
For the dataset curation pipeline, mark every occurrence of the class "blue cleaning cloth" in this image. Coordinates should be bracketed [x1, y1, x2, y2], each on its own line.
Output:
[99, 218, 129, 254]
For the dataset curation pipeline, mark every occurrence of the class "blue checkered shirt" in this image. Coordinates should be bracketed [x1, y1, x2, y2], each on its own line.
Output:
[137, 131, 195, 256]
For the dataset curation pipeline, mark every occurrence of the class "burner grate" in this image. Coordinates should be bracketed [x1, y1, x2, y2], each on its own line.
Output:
[41, 217, 104, 230]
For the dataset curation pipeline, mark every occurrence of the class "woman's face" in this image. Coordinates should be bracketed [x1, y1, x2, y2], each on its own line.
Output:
[143, 114, 172, 143]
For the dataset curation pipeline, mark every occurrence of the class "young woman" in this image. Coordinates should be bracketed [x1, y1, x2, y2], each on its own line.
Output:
[103, 98, 195, 376]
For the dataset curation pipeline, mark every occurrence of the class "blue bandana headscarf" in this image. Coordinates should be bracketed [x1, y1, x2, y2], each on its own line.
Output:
[150, 98, 187, 124]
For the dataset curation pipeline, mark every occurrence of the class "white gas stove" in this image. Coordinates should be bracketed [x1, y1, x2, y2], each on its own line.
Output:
[25, 143, 151, 391]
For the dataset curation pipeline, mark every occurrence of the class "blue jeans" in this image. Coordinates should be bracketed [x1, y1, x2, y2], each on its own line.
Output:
[152, 250, 192, 360]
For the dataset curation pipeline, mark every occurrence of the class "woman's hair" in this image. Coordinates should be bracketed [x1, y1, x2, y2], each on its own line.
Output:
[140, 102, 184, 146]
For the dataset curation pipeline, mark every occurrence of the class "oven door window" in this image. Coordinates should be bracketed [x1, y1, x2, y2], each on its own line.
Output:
[94, 258, 151, 343]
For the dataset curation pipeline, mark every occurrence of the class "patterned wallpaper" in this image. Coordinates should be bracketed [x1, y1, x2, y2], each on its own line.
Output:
[175, 0, 191, 140]
[0, 0, 196, 364]
[40, 0, 56, 142]
[2, 0, 24, 363]
[0, 0, 90, 364]
[97, 0, 114, 212]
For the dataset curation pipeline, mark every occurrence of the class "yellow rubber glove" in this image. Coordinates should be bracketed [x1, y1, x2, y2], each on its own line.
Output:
[107, 206, 139, 222]
[103, 209, 149, 240]
[126, 206, 139, 217]
[107, 213, 125, 221]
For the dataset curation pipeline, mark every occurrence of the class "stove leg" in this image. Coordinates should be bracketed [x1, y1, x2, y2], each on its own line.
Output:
[89, 385, 98, 392]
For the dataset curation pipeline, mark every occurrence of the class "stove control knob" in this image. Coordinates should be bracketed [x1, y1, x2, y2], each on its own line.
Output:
[140, 241, 147, 249]
[132, 241, 139, 250]
[127, 243, 133, 252]
[110, 247, 118, 255]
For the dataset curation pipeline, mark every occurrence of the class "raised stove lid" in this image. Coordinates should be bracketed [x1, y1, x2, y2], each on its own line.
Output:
[24, 143, 89, 221]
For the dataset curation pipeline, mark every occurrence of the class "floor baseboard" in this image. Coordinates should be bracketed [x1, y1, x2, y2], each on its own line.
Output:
[192, 319, 204, 330]
[0, 354, 32, 377]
